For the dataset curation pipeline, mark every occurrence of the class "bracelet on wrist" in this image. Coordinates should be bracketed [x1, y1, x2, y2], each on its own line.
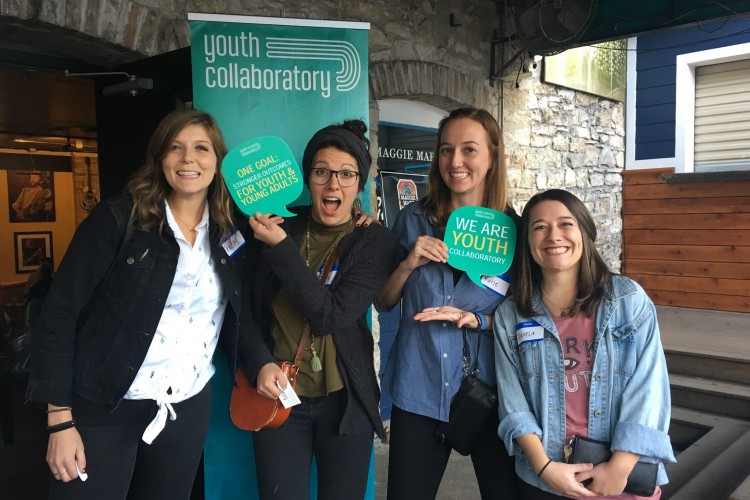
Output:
[46, 407, 72, 414]
[473, 312, 488, 331]
[472, 312, 482, 330]
[537, 458, 553, 477]
[47, 419, 76, 434]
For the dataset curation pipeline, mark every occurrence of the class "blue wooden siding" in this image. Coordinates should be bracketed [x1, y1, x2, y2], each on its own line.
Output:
[635, 16, 750, 160]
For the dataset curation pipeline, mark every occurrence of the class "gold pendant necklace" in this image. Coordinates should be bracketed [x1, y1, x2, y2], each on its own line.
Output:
[170, 207, 202, 231]
[541, 288, 575, 316]
[302, 216, 353, 372]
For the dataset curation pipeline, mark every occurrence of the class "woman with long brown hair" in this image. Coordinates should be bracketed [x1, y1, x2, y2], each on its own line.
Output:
[494, 189, 674, 499]
[27, 109, 247, 500]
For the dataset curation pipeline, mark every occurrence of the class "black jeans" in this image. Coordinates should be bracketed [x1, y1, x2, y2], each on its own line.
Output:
[387, 405, 520, 500]
[252, 389, 373, 500]
[49, 383, 211, 500]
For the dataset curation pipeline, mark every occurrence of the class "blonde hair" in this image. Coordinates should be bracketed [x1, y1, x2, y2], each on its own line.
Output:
[421, 107, 508, 226]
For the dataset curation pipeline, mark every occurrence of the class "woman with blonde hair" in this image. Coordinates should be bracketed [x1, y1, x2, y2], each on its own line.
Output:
[379, 107, 520, 499]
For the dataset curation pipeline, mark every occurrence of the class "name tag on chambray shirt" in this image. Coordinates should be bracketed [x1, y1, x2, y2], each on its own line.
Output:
[221, 229, 245, 257]
[516, 321, 544, 345]
[481, 273, 510, 297]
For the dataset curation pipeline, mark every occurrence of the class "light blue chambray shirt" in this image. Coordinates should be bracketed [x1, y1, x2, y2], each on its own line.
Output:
[493, 275, 677, 493]
[382, 202, 515, 422]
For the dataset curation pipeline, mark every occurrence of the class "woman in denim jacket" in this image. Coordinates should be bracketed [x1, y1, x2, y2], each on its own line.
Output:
[494, 189, 675, 499]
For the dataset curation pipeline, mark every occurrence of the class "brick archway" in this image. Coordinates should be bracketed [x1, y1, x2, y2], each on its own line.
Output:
[0, 2, 183, 67]
[370, 60, 498, 113]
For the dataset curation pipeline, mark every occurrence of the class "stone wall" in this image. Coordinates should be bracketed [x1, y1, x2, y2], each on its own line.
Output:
[502, 73, 625, 272]
[0, 0, 500, 75]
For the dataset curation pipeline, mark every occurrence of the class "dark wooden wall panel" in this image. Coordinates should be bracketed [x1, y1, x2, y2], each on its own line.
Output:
[623, 167, 750, 313]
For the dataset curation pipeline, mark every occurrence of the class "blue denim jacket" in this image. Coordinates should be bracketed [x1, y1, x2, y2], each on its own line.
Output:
[382, 202, 517, 421]
[493, 275, 676, 493]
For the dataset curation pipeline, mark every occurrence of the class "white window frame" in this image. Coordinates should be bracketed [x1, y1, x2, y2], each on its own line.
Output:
[626, 37, 675, 170]
[675, 41, 750, 173]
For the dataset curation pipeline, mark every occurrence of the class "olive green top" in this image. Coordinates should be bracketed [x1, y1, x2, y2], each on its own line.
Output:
[271, 217, 348, 396]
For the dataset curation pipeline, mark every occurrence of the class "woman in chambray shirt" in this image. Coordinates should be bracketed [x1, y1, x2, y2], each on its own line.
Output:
[379, 107, 520, 499]
[494, 189, 675, 499]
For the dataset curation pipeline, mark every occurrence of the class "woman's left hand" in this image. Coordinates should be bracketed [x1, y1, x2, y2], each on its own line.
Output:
[353, 209, 374, 227]
[574, 461, 629, 496]
[248, 213, 286, 246]
[414, 306, 479, 329]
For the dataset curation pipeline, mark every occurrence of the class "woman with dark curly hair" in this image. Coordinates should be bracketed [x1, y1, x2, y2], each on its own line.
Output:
[238, 119, 398, 499]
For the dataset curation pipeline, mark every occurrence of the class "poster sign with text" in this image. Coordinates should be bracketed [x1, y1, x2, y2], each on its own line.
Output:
[189, 13, 371, 209]
[377, 171, 428, 228]
[444, 206, 516, 289]
[189, 13, 371, 500]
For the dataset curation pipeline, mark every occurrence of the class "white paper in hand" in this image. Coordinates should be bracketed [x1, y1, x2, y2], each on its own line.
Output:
[275, 377, 301, 409]
[76, 462, 88, 482]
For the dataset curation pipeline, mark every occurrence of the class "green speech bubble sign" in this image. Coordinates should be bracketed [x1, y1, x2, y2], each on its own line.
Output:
[444, 206, 517, 289]
[222, 136, 304, 217]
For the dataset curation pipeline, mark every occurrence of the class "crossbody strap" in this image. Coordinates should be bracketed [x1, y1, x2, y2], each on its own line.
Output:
[293, 220, 357, 369]
[461, 328, 481, 378]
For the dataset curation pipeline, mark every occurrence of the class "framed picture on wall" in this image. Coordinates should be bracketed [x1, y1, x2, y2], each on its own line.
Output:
[8, 171, 56, 222]
[542, 39, 627, 101]
[14, 231, 53, 273]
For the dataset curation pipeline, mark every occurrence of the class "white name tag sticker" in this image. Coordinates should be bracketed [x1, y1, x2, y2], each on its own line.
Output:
[275, 377, 301, 409]
[516, 321, 544, 345]
[481, 274, 510, 297]
[221, 229, 246, 257]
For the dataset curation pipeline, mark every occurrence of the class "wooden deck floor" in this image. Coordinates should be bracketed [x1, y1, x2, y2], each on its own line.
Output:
[657, 305, 750, 361]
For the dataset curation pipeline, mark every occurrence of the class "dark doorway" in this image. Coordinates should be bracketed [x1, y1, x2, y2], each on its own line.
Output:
[95, 47, 193, 198]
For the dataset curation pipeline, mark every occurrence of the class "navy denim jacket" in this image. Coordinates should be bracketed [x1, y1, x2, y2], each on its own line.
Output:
[26, 195, 245, 409]
[494, 275, 676, 493]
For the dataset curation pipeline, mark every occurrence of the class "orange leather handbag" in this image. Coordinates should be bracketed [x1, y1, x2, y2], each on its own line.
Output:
[230, 360, 297, 431]
[230, 219, 354, 432]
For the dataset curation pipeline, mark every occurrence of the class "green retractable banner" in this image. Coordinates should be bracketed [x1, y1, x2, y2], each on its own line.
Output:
[188, 13, 371, 500]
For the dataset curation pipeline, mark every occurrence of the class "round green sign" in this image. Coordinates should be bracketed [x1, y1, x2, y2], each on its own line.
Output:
[444, 206, 517, 288]
[222, 136, 303, 217]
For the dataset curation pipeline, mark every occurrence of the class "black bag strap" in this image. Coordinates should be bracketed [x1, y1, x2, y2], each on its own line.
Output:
[461, 328, 481, 378]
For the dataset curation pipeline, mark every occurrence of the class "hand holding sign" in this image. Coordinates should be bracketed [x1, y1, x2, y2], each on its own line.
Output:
[222, 136, 303, 217]
[444, 206, 517, 291]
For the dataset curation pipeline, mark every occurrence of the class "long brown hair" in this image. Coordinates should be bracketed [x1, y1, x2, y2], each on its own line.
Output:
[125, 109, 234, 237]
[515, 189, 612, 317]
[421, 107, 508, 226]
